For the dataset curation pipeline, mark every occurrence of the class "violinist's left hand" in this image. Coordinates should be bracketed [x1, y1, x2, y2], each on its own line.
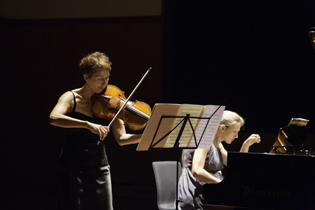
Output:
[240, 134, 261, 152]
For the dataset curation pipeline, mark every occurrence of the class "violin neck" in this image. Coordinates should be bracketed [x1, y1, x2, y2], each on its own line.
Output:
[125, 104, 150, 121]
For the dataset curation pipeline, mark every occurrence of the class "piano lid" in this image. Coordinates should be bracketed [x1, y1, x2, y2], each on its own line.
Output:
[269, 118, 309, 154]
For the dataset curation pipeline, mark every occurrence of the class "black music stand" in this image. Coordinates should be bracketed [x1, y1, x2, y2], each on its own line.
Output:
[148, 106, 223, 210]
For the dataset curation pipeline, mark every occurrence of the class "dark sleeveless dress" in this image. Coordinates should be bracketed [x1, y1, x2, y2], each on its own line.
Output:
[59, 91, 114, 210]
[178, 144, 224, 210]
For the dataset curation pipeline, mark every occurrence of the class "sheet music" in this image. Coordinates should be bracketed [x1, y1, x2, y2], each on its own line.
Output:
[164, 104, 205, 148]
[188, 105, 225, 149]
[136, 103, 181, 151]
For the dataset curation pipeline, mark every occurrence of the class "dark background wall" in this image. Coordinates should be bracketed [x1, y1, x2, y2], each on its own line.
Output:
[1, 1, 315, 209]
[164, 1, 315, 133]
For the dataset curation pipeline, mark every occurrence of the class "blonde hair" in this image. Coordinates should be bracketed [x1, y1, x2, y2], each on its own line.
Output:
[220, 110, 245, 128]
[79, 51, 112, 76]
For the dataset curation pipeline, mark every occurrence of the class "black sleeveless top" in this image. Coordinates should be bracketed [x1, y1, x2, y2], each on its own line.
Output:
[59, 91, 111, 170]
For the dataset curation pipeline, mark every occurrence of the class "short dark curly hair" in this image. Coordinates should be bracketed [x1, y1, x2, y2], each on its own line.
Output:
[79, 51, 112, 76]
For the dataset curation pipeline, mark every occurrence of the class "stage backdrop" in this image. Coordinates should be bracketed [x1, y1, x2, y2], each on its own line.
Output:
[163, 1, 315, 135]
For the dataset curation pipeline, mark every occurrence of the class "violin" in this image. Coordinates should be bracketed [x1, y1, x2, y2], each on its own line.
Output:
[91, 84, 151, 130]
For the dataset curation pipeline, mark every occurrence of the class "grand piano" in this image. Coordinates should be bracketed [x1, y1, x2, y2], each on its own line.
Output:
[203, 118, 315, 210]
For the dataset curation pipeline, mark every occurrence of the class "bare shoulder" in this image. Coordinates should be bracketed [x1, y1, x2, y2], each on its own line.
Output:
[52, 91, 75, 114]
[71, 88, 84, 98]
[219, 143, 225, 149]
[219, 143, 227, 153]
[58, 91, 74, 103]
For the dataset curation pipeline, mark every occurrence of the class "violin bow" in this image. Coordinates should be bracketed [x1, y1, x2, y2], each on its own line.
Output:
[107, 67, 152, 129]
[97, 67, 151, 145]
[102, 67, 152, 128]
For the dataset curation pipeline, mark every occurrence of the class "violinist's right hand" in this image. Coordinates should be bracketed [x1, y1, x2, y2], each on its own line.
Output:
[87, 122, 110, 141]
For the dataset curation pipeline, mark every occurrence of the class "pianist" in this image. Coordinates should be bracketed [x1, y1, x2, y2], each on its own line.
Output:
[177, 110, 261, 210]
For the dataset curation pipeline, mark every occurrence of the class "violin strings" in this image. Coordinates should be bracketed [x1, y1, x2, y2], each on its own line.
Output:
[125, 104, 150, 120]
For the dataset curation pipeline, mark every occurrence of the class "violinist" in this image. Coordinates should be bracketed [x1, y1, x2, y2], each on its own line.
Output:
[49, 51, 141, 210]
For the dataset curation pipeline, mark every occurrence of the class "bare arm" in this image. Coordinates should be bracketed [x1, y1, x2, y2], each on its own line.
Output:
[111, 118, 142, 146]
[49, 92, 88, 128]
[49, 91, 109, 140]
[240, 134, 261, 153]
[191, 148, 222, 183]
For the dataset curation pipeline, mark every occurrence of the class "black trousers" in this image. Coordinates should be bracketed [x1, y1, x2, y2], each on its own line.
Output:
[59, 165, 113, 210]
